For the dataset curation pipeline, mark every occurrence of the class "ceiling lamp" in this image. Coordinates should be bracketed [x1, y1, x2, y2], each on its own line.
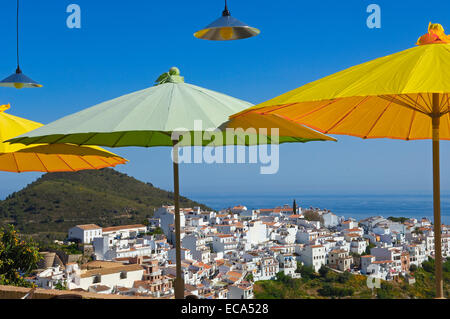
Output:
[0, 0, 42, 89]
[194, 0, 260, 41]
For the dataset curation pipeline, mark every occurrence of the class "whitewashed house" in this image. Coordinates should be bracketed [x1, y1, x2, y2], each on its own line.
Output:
[229, 283, 254, 299]
[168, 248, 193, 263]
[360, 255, 376, 275]
[231, 205, 248, 214]
[339, 220, 358, 230]
[33, 266, 67, 289]
[212, 234, 238, 253]
[258, 257, 280, 280]
[366, 261, 393, 280]
[299, 245, 326, 272]
[296, 230, 319, 244]
[322, 212, 339, 228]
[155, 206, 185, 241]
[246, 221, 268, 245]
[406, 243, 427, 266]
[102, 224, 147, 239]
[182, 234, 211, 263]
[276, 254, 299, 277]
[68, 224, 102, 244]
[239, 209, 257, 220]
[69, 263, 144, 291]
[350, 239, 367, 255]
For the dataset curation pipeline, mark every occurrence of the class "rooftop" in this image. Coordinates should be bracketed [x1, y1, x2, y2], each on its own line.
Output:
[80, 264, 144, 278]
[102, 224, 147, 232]
[75, 224, 101, 230]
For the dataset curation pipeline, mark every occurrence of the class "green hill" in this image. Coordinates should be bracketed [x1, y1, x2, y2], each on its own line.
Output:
[0, 168, 209, 243]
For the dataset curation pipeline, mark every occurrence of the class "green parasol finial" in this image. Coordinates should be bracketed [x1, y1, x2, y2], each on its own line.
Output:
[155, 67, 184, 85]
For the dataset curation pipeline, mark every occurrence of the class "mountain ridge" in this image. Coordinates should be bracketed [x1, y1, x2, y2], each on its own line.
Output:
[0, 168, 210, 243]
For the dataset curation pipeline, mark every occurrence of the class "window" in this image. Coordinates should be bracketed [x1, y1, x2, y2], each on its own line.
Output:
[120, 271, 128, 279]
[93, 274, 101, 283]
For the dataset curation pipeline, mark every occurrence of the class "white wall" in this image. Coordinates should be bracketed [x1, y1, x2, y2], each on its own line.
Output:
[68, 226, 102, 244]
[78, 270, 144, 290]
[246, 221, 267, 245]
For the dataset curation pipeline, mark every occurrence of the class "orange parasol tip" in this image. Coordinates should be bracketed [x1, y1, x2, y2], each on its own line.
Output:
[416, 22, 450, 45]
[0, 104, 11, 113]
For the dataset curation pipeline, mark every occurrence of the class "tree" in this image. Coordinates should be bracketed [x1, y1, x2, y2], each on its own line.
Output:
[146, 227, 163, 236]
[337, 271, 351, 283]
[376, 282, 395, 299]
[0, 225, 41, 287]
[364, 243, 376, 255]
[54, 280, 67, 290]
[275, 271, 288, 282]
[422, 258, 435, 273]
[293, 200, 297, 214]
[303, 210, 321, 222]
[387, 216, 408, 223]
[443, 258, 450, 273]
[319, 265, 329, 277]
[318, 284, 354, 297]
[350, 251, 361, 259]
[409, 264, 418, 272]
[275, 271, 296, 288]
[296, 263, 316, 279]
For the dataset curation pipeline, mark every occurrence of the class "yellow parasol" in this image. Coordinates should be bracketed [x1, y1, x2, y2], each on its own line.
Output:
[230, 23, 450, 298]
[0, 104, 127, 172]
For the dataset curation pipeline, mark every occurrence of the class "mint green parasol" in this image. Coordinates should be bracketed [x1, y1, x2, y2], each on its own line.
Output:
[8, 68, 332, 147]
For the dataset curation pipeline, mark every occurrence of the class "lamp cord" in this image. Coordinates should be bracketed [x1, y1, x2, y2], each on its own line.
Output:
[223, 0, 230, 16]
[16, 0, 21, 73]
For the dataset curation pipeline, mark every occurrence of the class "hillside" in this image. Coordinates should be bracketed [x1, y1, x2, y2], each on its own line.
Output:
[0, 168, 209, 243]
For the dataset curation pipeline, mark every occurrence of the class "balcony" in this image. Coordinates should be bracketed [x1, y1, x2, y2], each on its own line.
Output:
[148, 270, 162, 276]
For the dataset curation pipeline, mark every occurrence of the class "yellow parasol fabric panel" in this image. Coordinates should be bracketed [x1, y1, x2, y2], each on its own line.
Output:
[0, 104, 127, 172]
[227, 111, 336, 142]
[235, 94, 450, 140]
[231, 41, 450, 140]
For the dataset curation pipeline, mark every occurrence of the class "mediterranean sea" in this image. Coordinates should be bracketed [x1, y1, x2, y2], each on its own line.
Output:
[187, 194, 450, 225]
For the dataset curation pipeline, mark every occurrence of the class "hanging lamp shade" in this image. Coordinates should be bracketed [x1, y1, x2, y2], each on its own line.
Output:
[194, 1, 260, 41]
[0, 67, 42, 89]
[0, 0, 42, 89]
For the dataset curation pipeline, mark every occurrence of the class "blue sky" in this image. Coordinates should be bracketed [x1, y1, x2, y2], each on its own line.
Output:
[0, 0, 450, 202]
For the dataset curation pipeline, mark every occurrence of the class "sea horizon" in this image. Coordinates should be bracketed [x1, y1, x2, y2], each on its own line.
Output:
[186, 193, 450, 225]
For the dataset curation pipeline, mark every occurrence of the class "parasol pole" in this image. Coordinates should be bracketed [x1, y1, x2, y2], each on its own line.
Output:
[432, 92, 444, 298]
[172, 139, 185, 299]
